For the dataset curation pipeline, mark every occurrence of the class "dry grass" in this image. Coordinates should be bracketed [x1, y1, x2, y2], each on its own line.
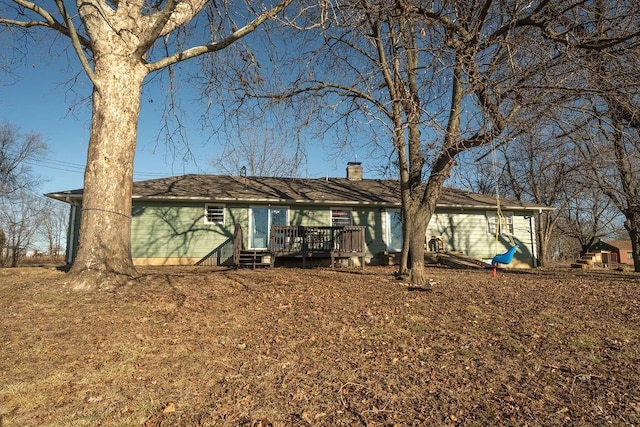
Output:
[0, 265, 639, 426]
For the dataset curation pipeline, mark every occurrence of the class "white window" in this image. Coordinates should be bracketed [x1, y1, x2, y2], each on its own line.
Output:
[331, 208, 353, 226]
[205, 204, 225, 224]
[486, 211, 513, 235]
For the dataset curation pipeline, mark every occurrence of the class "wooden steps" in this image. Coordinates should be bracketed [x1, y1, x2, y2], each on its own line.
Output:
[237, 250, 271, 269]
[571, 252, 597, 269]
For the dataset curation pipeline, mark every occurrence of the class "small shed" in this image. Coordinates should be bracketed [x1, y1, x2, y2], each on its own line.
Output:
[588, 240, 634, 266]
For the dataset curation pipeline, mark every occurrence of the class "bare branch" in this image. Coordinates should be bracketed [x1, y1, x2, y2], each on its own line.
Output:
[135, 0, 188, 57]
[54, 0, 97, 86]
[146, 0, 292, 72]
[0, 0, 91, 47]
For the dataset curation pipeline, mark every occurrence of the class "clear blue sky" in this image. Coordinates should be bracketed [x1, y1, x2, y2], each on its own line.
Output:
[0, 49, 357, 196]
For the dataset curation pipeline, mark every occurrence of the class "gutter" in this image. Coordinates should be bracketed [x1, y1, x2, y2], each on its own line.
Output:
[45, 192, 552, 212]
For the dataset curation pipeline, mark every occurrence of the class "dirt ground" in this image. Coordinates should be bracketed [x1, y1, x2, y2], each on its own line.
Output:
[0, 265, 639, 426]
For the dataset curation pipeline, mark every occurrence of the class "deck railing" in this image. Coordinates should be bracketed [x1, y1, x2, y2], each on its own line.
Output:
[195, 225, 365, 268]
[195, 224, 243, 266]
[271, 225, 365, 268]
[194, 232, 236, 267]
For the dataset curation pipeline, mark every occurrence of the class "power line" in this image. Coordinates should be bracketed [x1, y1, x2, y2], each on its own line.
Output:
[25, 156, 172, 179]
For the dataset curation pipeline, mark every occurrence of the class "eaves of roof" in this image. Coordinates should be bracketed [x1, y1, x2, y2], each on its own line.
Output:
[131, 194, 402, 207]
[45, 174, 553, 212]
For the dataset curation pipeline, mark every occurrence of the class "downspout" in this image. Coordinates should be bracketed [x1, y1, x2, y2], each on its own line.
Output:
[65, 198, 77, 265]
[530, 214, 537, 268]
[526, 212, 538, 268]
[532, 209, 542, 268]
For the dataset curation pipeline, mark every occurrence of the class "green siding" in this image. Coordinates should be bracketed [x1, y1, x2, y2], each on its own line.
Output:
[131, 202, 244, 259]
[427, 209, 535, 266]
[289, 206, 329, 226]
[129, 203, 383, 261]
[66, 200, 538, 267]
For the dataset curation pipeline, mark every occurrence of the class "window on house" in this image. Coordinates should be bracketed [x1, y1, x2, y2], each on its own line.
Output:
[387, 209, 403, 251]
[331, 208, 353, 226]
[486, 211, 513, 235]
[628, 252, 634, 260]
[205, 204, 225, 224]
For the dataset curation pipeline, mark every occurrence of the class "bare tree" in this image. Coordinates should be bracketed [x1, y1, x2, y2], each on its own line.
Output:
[547, 225, 582, 264]
[492, 122, 581, 265]
[450, 155, 498, 197]
[38, 199, 69, 257]
[546, 0, 640, 271]
[574, 106, 640, 270]
[462, 0, 640, 269]
[0, 190, 44, 267]
[455, 126, 618, 266]
[590, 86, 640, 271]
[210, 126, 304, 177]
[0, 122, 46, 197]
[251, 1, 581, 284]
[1, 1, 293, 288]
[556, 186, 620, 255]
[0, 122, 46, 257]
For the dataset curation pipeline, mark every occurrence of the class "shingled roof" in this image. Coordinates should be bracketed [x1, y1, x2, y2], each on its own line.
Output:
[591, 240, 633, 251]
[47, 174, 549, 211]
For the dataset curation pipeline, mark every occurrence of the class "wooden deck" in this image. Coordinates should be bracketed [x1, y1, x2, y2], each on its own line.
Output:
[270, 225, 366, 269]
[197, 225, 367, 269]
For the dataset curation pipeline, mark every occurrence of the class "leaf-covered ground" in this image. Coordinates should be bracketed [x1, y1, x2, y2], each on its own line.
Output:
[1, 266, 639, 426]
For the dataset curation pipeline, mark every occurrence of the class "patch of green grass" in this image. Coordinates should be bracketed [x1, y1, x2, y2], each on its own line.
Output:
[465, 305, 485, 317]
[570, 334, 600, 354]
[408, 320, 428, 335]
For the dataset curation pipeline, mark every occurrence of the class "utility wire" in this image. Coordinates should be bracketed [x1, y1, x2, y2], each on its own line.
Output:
[25, 156, 172, 179]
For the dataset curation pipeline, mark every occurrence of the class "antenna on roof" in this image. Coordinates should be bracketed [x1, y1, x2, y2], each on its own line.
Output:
[240, 166, 247, 191]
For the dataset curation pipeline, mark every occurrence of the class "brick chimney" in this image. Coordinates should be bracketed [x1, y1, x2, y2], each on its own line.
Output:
[346, 162, 363, 181]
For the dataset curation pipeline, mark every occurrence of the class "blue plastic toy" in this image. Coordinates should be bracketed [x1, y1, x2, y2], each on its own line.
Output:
[491, 244, 519, 266]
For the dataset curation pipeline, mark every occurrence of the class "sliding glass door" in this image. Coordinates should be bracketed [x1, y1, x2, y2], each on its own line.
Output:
[250, 207, 288, 249]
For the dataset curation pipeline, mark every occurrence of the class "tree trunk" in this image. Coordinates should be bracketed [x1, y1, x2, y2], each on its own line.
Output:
[407, 204, 430, 285]
[537, 211, 552, 266]
[11, 245, 19, 268]
[68, 57, 147, 290]
[398, 213, 410, 276]
[539, 237, 548, 267]
[406, 168, 449, 285]
[405, 143, 458, 285]
[394, 128, 412, 277]
[625, 211, 640, 272]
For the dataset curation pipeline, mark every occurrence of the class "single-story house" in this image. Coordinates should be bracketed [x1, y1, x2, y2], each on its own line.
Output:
[46, 162, 551, 268]
[588, 240, 634, 266]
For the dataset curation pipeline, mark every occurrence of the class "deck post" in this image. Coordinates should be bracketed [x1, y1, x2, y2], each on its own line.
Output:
[302, 226, 307, 268]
